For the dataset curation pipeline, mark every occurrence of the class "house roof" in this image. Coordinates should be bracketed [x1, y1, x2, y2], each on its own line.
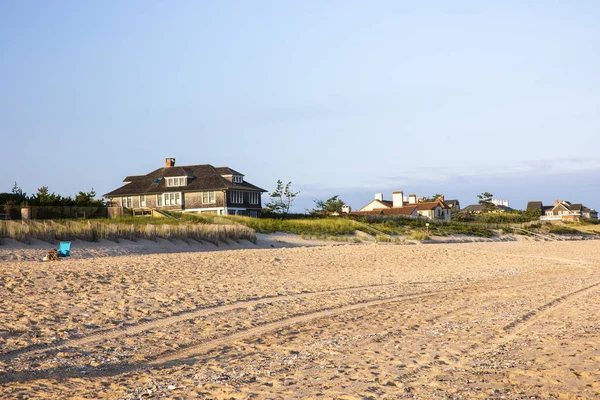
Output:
[380, 205, 418, 215]
[552, 202, 571, 212]
[352, 205, 418, 216]
[526, 201, 543, 211]
[414, 200, 450, 211]
[445, 199, 459, 207]
[462, 204, 513, 212]
[104, 164, 266, 197]
[214, 167, 244, 176]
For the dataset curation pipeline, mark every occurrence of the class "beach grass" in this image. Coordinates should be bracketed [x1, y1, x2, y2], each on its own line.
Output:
[224, 216, 359, 236]
[0, 220, 256, 245]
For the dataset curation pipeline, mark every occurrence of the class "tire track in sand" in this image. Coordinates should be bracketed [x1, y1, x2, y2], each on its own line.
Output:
[108, 277, 560, 370]
[0, 278, 559, 383]
[397, 278, 600, 382]
[0, 282, 408, 362]
[0, 289, 453, 384]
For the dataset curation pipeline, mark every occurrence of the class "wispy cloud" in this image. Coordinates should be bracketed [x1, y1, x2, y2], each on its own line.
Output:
[296, 157, 600, 194]
[378, 157, 600, 185]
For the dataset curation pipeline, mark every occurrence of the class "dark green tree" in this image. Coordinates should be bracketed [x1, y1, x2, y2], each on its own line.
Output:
[75, 188, 105, 206]
[312, 195, 345, 214]
[477, 192, 494, 209]
[422, 193, 444, 202]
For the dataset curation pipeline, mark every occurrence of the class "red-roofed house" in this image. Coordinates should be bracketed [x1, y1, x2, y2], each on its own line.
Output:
[355, 191, 451, 221]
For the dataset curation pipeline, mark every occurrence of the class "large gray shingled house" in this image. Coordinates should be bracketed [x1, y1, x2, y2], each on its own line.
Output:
[103, 158, 266, 217]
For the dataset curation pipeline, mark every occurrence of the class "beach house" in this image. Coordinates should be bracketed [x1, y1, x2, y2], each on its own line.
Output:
[104, 158, 266, 216]
[354, 191, 451, 221]
[526, 200, 598, 222]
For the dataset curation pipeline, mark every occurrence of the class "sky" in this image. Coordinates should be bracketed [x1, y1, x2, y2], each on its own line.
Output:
[1, 1, 599, 212]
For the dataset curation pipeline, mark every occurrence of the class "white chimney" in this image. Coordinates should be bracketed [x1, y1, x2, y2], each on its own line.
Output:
[408, 194, 417, 204]
[341, 205, 351, 213]
[374, 193, 383, 201]
[393, 191, 404, 208]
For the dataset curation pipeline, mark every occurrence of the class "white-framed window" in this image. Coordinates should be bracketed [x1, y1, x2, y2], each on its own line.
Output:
[140, 195, 146, 208]
[164, 192, 181, 206]
[156, 194, 163, 207]
[121, 196, 133, 208]
[166, 177, 187, 187]
[230, 190, 244, 204]
[233, 175, 243, 183]
[202, 191, 216, 204]
[249, 192, 260, 205]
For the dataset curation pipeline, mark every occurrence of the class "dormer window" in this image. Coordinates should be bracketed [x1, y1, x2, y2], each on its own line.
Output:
[233, 175, 243, 183]
[166, 177, 187, 187]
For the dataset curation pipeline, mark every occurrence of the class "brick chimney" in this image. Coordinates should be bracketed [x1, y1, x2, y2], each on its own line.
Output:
[165, 158, 176, 167]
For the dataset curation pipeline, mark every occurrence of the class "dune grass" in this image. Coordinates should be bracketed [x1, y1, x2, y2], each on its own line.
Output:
[224, 216, 359, 236]
[407, 231, 430, 241]
[0, 220, 256, 245]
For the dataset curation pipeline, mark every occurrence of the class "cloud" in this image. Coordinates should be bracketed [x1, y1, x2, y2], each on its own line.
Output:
[377, 157, 600, 186]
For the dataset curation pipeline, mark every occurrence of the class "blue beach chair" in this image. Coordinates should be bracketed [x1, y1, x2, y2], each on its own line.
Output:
[58, 241, 71, 257]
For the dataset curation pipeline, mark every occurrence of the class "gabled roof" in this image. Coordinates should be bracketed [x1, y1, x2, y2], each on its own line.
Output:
[414, 199, 450, 211]
[380, 205, 418, 215]
[358, 199, 393, 211]
[104, 164, 266, 197]
[552, 202, 571, 212]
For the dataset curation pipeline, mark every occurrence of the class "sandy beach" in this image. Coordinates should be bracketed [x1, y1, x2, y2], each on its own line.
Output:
[1, 238, 599, 399]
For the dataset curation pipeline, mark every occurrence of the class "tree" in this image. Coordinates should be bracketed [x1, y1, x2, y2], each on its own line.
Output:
[312, 195, 345, 214]
[264, 180, 300, 214]
[477, 192, 494, 208]
[75, 188, 105, 206]
[28, 186, 71, 206]
[422, 193, 443, 202]
[11, 182, 23, 197]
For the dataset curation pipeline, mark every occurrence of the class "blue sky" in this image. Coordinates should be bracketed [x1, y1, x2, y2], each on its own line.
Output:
[1, 1, 599, 212]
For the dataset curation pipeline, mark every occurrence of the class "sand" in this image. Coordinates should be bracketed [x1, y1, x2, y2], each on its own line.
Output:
[1, 237, 599, 399]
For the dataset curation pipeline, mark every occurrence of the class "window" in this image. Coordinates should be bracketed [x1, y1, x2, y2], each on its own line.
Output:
[156, 194, 163, 207]
[121, 196, 133, 208]
[202, 191, 216, 204]
[166, 177, 186, 187]
[230, 190, 244, 204]
[233, 175, 243, 183]
[140, 195, 146, 208]
[164, 192, 181, 206]
[247, 210, 258, 218]
[249, 192, 260, 205]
